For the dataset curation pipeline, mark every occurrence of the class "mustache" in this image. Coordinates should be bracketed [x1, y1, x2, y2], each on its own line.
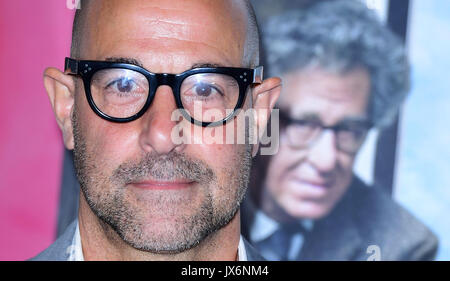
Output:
[110, 151, 216, 185]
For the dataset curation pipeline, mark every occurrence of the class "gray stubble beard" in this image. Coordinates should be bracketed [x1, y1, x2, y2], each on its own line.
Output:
[71, 107, 252, 254]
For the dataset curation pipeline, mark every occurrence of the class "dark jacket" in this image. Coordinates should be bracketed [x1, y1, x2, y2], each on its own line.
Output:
[241, 176, 438, 261]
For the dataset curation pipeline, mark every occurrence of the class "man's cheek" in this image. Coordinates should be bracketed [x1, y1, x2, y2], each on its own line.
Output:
[268, 156, 292, 188]
[191, 141, 239, 163]
[103, 124, 140, 151]
[281, 193, 302, 213]
[201, 143, 246, 185]
[338, 151, 356, 170]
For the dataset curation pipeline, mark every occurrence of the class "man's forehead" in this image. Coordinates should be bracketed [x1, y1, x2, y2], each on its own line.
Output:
[79, 0, 247, 70]
[278, 67, 371, 124]
[84, 0, 246, 27]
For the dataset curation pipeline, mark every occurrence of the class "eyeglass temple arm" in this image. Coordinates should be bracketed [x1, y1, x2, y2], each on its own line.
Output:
[65, 57, 78, 75]
[253, 66, 263, 84]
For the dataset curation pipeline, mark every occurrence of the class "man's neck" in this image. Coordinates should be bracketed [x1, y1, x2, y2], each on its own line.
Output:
[77, 195, 241, 261]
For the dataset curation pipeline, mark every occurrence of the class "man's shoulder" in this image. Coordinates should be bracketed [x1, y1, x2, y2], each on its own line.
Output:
[347, 177, 430, 232]
[340, 177, 438, 260]
[29, 220, 77, 261]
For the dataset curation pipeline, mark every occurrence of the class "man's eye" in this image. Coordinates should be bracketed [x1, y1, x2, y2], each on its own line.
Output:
[297, 120, 321, 129]
[192, 82, 223, 97]
[106, 78, 137, 93]
[338, 125, 367, 139]
[340, 123, 367, 132]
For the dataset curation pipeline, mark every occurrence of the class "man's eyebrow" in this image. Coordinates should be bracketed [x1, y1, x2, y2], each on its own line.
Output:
[339, 115, 370, 124]
[105, 57, 144, 68]
[340, 115, 369, 122]
[103, 59, 225, 71]
[285, 111, 322, 122]
[190, 62, 226, 69]
[280, 111, 370, 125]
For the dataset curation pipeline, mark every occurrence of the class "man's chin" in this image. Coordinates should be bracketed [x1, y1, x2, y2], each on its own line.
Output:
[123, 235, 201, 255]
[285, 200, 335, 220]
[109, 215, 207, 254]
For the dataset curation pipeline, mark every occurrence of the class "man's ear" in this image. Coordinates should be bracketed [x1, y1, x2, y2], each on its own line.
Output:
[251, 77, 282, 157]
[43, 67, 76, 150]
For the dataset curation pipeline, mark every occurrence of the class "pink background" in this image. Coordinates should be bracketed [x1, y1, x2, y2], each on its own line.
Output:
[0, 0, 74, 260]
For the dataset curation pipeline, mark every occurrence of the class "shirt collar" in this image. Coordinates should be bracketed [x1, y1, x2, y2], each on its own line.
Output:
[67, 221, 83, 261]
[68, 221, 247, 261]
[250, 209, 314, 243]
[250, 209, 280, 243]
[237, 235, 248, 261]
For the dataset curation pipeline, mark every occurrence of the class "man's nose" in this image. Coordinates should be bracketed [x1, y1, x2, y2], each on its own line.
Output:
[306, 130, 338, 173]
[138, 86, 184, 155]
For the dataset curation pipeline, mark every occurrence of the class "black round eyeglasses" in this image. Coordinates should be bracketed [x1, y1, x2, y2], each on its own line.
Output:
[64, 57, 263, 127]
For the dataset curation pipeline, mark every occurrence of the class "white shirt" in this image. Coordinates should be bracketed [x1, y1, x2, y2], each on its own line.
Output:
[68, 221, 248, 261]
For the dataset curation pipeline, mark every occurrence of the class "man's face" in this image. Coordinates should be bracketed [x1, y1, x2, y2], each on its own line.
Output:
[72, 0, 252, 253]
[265, 66, 370, 220]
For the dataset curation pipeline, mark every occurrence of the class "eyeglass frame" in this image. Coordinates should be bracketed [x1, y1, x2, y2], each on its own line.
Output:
[278, 110, 373, 154]
[64, 57, 264, 127]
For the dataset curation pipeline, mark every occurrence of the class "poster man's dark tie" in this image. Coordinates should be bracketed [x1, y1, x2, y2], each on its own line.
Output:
[256, 222, 307, 261]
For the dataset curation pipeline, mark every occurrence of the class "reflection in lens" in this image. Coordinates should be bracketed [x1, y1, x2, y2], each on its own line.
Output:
[180, 73, 239, 123]
[90, 68, 149, 118]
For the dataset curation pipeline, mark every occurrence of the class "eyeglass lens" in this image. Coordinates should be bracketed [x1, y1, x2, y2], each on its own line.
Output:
[90, 68, 241, 123]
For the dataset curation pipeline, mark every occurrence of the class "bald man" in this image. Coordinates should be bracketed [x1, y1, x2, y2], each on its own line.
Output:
[32, 0, 281, 261]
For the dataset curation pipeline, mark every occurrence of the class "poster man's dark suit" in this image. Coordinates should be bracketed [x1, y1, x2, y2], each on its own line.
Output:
[241, 175, 438, 261]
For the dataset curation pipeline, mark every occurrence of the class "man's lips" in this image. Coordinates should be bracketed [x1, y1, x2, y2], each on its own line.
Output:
[290, 176, 331, 189]
[129, 179, 195, 190]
